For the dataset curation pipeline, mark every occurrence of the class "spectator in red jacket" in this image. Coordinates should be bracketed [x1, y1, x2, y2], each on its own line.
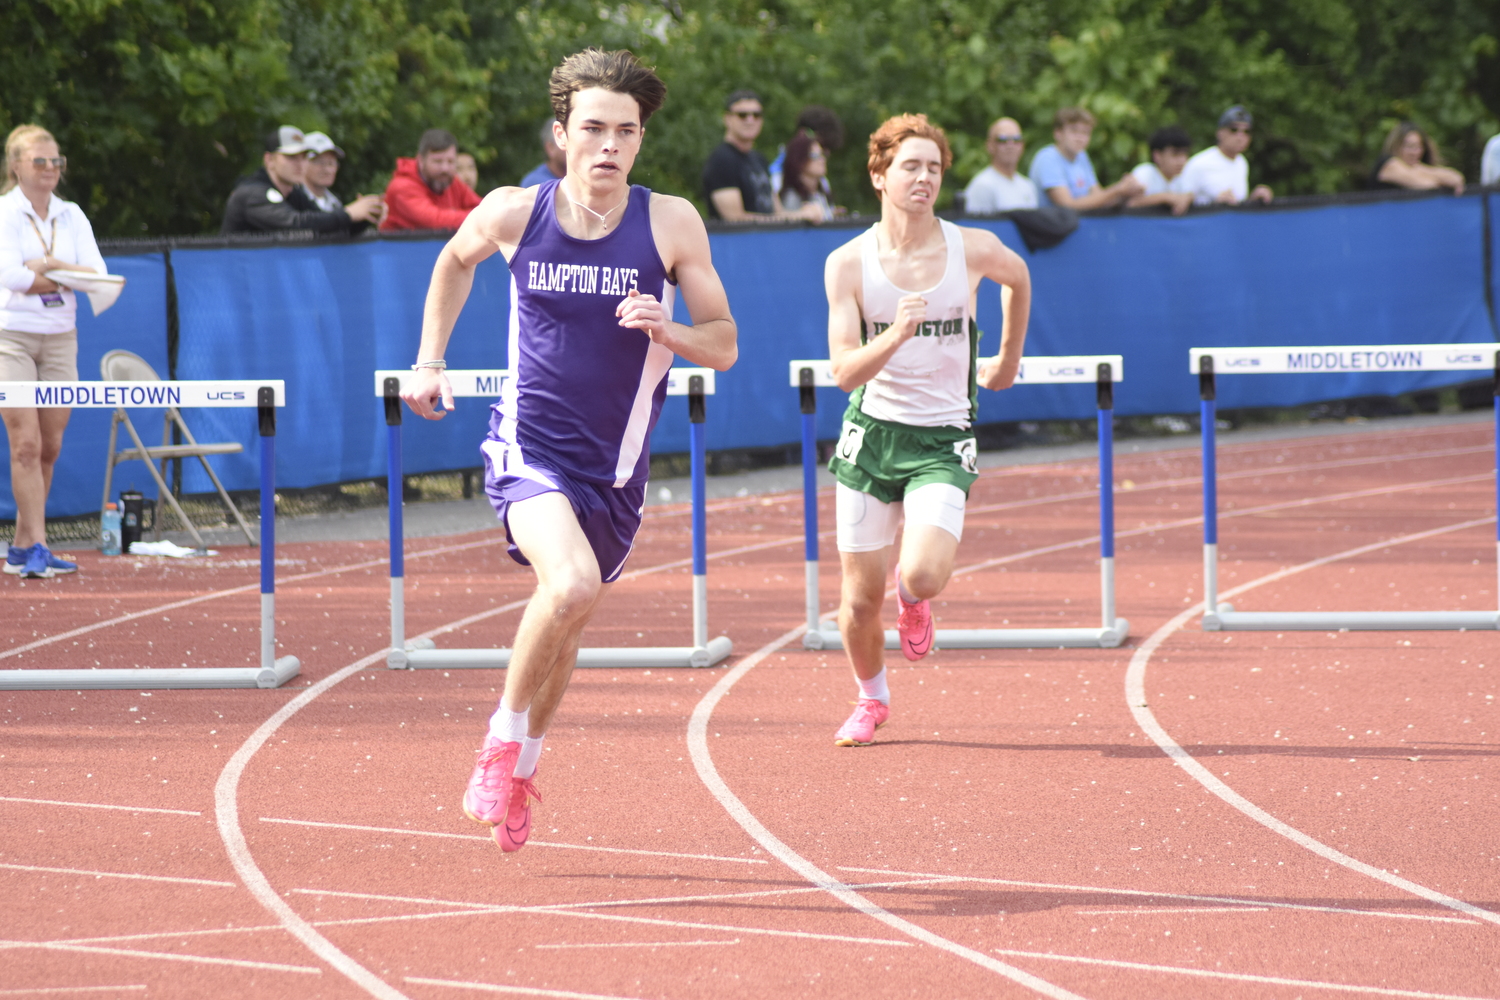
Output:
[380, 129, 481, 231]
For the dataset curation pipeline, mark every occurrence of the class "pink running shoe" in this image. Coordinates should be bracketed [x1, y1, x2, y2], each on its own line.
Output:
[495, 770, 542, 853]
[462, 737, 520, 826]
[834, 698, 890, 747]
[893, 565, 933, 661]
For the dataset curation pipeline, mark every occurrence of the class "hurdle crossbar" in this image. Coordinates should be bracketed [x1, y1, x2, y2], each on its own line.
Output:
[790, 356, 1130, 651]
[377, 368, 732, 669]
[1193, 344, 1500, 631]
[0, 381, 300, 690]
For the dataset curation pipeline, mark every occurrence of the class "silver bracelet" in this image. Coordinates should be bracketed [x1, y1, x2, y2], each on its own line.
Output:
[411, 360, 447, 371]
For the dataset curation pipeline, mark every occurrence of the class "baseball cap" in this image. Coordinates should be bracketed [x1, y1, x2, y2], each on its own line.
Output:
[303, 131, 345, 158]
[264, 125, 310, 155]
[1217, 106, 1253, 129]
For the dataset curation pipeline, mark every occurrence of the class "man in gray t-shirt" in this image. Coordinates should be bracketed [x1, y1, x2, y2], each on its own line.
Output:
[963, 117, 1038, 213]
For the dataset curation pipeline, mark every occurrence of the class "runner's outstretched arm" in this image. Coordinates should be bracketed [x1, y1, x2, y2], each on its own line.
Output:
[968, 229, 1030, 390]
[403, 188, 535, 419]
[618, 195, 737, 371]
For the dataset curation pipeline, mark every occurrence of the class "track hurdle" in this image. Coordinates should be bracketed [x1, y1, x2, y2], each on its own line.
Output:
[1194, 344, 1500, 631]
[0, 380, 299, 690]
[790, 356, 1130, 650]
[376, 368, 734, 669]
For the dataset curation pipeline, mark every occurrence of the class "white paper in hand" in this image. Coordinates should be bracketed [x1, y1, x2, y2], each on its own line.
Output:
[46, 270, 126, 316]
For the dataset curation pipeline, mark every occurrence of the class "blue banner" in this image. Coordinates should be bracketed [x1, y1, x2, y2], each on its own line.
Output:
[0, 253, 170, 519]
[10, 193, 1497, 521]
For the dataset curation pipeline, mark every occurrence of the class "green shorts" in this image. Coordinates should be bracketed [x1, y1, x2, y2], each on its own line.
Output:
[828, 406, 978, 505]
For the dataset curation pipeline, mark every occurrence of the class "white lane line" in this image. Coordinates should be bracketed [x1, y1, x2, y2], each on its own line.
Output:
[296, 876, 959, 916]
[407, 978, 667, 1000]
[0, 940, 319, 974]
[0, 535, 500, 662]
[962, 443, 1491, 520]
[0, 988, 146, 996]
[0, 796, 201, 817]
[1124, 516, 1500, 930]
[215, 649, 413, 1000]
[990, 949, 1499, 1000]
[952, 471, 1493, 579]
[534, 939, 739, 950]
[837, 867, 1480, 925]
[688, 627, 1090, 1000]
[259, 816, 767, 864]
[0, 989, 146, 996]
[1074, 907, 1269, 915]
[0, 863, 232, 887]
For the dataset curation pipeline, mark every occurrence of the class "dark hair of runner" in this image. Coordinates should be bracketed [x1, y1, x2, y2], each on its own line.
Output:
[550, 49, 667, 127]
[866, 113, 952, 181]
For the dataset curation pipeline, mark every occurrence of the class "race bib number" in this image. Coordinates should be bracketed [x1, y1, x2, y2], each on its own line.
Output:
[835, 420, 866, 464]
[952, 437, 978, 475]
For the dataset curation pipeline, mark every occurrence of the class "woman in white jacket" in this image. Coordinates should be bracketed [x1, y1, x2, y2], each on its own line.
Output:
[0, 124, 105, 579]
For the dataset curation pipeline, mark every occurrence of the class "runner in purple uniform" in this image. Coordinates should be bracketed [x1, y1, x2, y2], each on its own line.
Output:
[401, 49, 737, 853]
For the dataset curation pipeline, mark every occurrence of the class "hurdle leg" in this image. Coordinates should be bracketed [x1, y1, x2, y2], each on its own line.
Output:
[256, 388, 300, 688]
[796, 367, 830, 649]
[691, 410, 708, 650]
[1198, 358, 1224, 629]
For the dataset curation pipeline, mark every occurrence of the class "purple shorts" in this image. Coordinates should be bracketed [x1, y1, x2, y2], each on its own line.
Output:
[481, 447, 645, 584]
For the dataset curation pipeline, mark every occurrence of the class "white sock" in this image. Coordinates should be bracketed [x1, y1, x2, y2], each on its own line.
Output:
[488, 704, 530, 743]
[856, 668, 890, 705]
[515, 735, 545, 778]
[897, 573, 919, 604]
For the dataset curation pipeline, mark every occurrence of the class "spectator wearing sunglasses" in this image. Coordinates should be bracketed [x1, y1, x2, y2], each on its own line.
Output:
[702, 90, 822, 222]
[963, 117, 1039, 213]
[0, 124, 105, 579]
[1180, 106, 1274, 206]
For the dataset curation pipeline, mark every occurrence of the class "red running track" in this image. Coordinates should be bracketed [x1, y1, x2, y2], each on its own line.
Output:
[1, 417, 1497, 999]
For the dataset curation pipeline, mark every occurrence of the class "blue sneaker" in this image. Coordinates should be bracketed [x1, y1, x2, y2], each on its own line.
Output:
[43, 547, 77, 575]
[19, 543, 54, 580]
[4, 546, 25, 576]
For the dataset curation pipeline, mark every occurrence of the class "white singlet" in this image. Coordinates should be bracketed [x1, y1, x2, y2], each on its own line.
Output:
[856, 219, 974, 429]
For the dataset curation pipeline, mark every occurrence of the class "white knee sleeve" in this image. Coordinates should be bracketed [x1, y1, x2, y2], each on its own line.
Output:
[836, 482, 901, 552]
[901, 482, 966, 543]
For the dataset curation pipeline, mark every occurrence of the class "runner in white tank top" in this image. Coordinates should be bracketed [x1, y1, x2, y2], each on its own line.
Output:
[822, 114, 1031, 747]
[855, 218, 974, 428]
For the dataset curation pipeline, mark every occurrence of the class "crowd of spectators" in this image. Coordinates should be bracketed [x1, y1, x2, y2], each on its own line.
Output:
[222, 126, 481, 236]
[206, 98, 1500, 239]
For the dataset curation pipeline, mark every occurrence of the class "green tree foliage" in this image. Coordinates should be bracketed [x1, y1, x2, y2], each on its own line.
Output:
[2, 0, 1496, 236]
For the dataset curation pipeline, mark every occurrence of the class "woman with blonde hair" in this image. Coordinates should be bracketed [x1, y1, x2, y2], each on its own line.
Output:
[1371, 121, 1465, 193]
[1, 124, 105, 579]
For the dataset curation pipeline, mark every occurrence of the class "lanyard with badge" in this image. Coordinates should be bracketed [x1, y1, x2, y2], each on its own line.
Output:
[27, 214, 65, 308]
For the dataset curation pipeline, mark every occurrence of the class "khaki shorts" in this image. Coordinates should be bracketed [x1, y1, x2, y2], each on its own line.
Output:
[0, 329, 78, 383]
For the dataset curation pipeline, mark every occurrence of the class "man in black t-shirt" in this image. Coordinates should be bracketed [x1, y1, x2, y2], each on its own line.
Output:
[702, 90, 822, 223]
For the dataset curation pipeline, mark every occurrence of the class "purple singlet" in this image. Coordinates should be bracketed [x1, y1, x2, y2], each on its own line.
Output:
[485, 179, 675, 488]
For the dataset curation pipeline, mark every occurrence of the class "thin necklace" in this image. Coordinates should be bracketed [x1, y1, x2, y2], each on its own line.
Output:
[562, 186, 629, 232]
[878, 219, 935, 255]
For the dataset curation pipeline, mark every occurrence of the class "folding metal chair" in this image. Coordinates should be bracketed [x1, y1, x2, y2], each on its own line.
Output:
[99, 350, 256, 549]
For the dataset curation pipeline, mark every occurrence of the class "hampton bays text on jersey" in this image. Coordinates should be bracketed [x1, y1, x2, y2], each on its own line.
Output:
[867, 318, 966, 339]
[527, 260, 640, 296]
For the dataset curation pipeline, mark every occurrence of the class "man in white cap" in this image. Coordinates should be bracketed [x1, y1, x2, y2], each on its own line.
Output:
[221, 126, 382, 233]
[303, 131, 386, 229]
[1179, 106, 1274, 206]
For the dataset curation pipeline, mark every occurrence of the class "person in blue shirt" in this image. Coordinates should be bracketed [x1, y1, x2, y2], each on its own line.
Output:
[519, 120, 566, 188]
[1028, 107, 1141, 210]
